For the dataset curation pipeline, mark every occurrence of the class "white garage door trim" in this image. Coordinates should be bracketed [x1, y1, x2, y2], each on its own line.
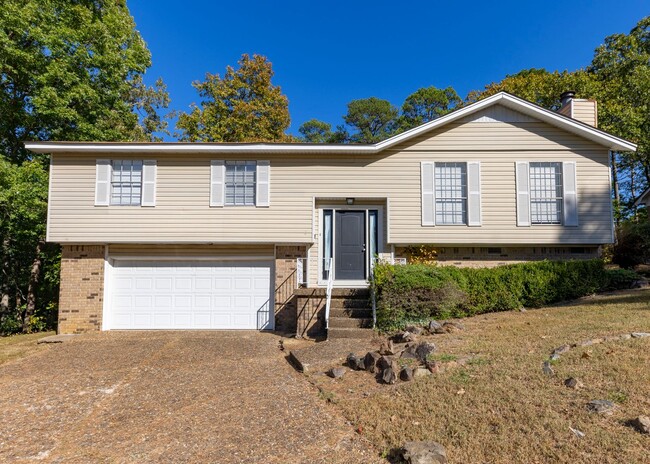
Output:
[103, 256, 274, 331]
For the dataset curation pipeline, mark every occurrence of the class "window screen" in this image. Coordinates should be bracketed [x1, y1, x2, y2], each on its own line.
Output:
[435, 162, 467, 225]
[225, 161, 256, 206]
[529, 162, 563, 224]
[111, 160, 142, 206]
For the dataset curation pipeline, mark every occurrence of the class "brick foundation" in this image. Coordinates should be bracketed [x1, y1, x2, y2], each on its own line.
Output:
[395, 246, 600, 268]
[295, 288, 326, 339]
[58, 245, 106, 334]
[274, 245, 306, 334]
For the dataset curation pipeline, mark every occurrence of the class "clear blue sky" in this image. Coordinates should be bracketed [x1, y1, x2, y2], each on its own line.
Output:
[128, 0, 647, 140]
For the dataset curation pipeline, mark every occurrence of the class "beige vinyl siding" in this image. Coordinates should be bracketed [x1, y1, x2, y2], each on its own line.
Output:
[108, 244, 274, 258]
[48, 115, 613, 246]
[571, 100, 598, 127]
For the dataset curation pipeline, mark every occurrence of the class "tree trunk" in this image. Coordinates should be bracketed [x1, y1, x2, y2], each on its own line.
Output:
[0, 237, 10, 316]
[22, 240, 44, 333]
[611, 152, 620, 226]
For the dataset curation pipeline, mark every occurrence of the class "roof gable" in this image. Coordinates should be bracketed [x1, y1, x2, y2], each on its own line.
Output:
[25, 92, 637, 154]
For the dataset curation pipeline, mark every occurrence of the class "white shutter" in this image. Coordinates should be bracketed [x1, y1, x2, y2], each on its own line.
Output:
[467, 161, 481, 226]
[421, 162, 435, 226]
[515, 162, 531, 227]
[256, 160, 270, 207]
[95, 159, 111, 206]
[210, 160, 225, 207]
[141, 160, 157, 207]
[563, 161, 578, 226]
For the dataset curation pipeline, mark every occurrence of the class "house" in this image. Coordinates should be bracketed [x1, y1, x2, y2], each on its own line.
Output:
[25, 92, 637, 337]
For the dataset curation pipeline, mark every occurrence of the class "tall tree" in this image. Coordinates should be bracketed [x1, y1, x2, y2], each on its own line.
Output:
[399, 86, 461, 130]
[343, 97, 398, 143]
[177, 54, 291, 142]
[298, 119, 333, 143]
[0, 0, 169, 332]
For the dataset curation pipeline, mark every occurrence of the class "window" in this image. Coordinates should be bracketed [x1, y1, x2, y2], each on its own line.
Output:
[529, 162, 563, 224]
[225, 161, 256, 206]
[111, 160, 142, 206]
[435, 162, 467, 225]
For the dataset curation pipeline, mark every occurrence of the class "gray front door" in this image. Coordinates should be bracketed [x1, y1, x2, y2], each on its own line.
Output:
[335, 211, 366, 280]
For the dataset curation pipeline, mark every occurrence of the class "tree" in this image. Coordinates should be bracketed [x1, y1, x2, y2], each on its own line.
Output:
[399, 86, 461, 130]
[177, 54, 291, 142]
[0, 0, 169, 332]
[298, 119, 333, 143]
[343, 97, 398, 143]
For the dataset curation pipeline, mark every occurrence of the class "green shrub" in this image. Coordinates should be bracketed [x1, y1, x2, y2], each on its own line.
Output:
[373, 259, 637, 330]
[612, 221, 650, 268]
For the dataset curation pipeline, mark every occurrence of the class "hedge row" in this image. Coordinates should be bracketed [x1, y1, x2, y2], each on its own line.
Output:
[372, 259, 639, 331]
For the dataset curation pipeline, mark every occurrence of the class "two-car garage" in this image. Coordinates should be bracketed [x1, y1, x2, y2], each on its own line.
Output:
[104, 259, 274, 330]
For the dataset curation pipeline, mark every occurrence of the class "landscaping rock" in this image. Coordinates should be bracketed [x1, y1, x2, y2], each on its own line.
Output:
[400, 366, 414, 381]
[382, 367, 397, 385]
[405, 325, 424, 336]
[399, 331, 418, 343]
[587, 400, 616, 415]
[542, 361, 554, 376]
[328, 367, 346, 379]
[346, 353, 365, 371]
[564, 377, 583, 389]
[364, 351, 381, 373]
[413, 367, 432, 378]
[629, 415, 650, 434]
[620, 333, 633, 340]
[425, 360, 441, 373]
[549, 353, 561, 361]
[442, 321, 464, 332]
[400, 343, 420, 360]
[379, 339, 396, 355]
[552, 344, 571, 356]
[401, 440, 447, 464]
[428, 320, 445, 334]
[415, 342, 437, 363]
[631, 280, 649, 289]
[377, 355, 399, 373]
[631, 332, 650, 338]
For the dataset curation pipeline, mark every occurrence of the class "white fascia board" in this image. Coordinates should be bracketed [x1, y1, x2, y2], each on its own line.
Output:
[24, 142, 378, 154]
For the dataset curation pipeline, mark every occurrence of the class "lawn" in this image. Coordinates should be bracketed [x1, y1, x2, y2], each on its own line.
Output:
[0, 331, 55, 365]
[328, 289, 650, 463]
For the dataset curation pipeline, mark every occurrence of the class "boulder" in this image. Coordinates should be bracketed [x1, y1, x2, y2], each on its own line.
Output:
[564, 377, 583, 389]
[400, 366, 414, 381]
[413, 367, 432, 378]
[379, 339, 396, 355]
[328, 367, 346, 379]
[541, 361, 554, 376]
[346, 353, 365, 371]
[587, 400, 616, 415]
[415, 342, 437, 363]
[364, 351, 381, 373]
[377, 355, 399, 373]
[382, 367, 397, 385]
[399, 331, 418, 343]
[428, 320, 445, 334]
[629, 415, 650, 434]
[442, 321, 464, 332]
[401, 440, 447, 464]
[552, 344, 572, 356]
[400, 343, 420, 360]
[631, 332, 650, 338]
[631, 280, 649, 289]
[405, 325, 424, 336]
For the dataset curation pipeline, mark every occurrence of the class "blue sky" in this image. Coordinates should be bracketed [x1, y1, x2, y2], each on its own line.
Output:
[128, 0, 647, 140]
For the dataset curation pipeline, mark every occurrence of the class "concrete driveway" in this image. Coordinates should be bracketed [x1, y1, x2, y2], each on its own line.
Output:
[0, 332, 381, 463]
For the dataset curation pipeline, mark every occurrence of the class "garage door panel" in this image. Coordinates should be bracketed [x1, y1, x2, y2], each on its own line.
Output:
[109, 260, 272, 330]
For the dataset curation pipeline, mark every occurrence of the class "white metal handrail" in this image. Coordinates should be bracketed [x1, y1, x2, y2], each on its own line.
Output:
[370, 257, 377, 328]
[324, 258, 333, 330]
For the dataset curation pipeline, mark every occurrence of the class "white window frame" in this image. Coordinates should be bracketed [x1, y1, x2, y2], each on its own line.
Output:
[110, 160, 143, 206]
[529, 161, 563, 225]
[434, 162, 468, 225]
[225, 161, 257, 207]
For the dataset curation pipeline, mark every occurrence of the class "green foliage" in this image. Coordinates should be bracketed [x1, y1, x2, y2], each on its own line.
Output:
[1, 0, 167, 332]
[612, 221, 650, 268]
[343, 97, 399, 143]
[603, 268, 640, 289]
[176, 54, 291, 142]
[373, 260, 637, 330]
[399, 86, 461, 130]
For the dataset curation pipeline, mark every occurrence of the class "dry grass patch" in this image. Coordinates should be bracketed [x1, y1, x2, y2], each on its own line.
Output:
[0, 331, 54, 365]
[334, 289, 650, 464]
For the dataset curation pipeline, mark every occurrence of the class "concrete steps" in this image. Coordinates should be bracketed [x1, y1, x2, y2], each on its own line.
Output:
[326, 289, 374, 339]
[328, 327, 375, 339]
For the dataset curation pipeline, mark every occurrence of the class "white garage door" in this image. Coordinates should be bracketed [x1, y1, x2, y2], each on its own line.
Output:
[108, 260, 273, 330]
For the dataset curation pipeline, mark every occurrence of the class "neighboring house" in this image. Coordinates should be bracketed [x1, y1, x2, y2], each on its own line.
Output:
[26, 92, 637, 336]
[633, 187, 650, 210]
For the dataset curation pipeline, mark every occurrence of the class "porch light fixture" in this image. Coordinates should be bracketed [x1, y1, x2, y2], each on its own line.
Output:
[346, 197, 355, 205]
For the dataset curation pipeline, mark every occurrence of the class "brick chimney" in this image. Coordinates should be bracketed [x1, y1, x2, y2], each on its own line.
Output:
[557, 91, 598, 127]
